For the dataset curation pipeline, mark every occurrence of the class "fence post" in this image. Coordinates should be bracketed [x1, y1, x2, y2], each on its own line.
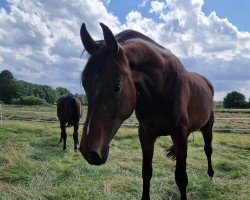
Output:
[0, 104, 2, 125]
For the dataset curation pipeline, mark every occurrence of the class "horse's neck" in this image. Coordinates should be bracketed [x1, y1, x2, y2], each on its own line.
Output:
[123, 41, 185, 94]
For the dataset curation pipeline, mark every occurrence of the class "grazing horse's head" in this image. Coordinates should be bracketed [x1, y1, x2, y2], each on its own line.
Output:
[79, 23, 136, 165]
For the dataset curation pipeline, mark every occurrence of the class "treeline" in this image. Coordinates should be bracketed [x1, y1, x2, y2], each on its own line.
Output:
[1, 70, 249, 108]
[223, 91, 250, 109]
[0, 70, 87, 105]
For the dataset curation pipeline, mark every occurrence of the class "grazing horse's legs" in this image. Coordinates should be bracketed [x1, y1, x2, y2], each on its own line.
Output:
[60, 121, 67, 150]
[201, 111, 214, 178]
[139, 125, 156, 200]
[171, 123, 188, 200]
[73, 122, 79, 152]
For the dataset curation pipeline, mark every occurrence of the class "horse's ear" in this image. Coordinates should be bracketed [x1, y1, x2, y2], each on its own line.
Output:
[100, 22, 119, 54]
[80, 23, 97, 55]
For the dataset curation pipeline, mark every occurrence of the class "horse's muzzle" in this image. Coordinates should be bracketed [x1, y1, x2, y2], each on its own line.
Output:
[80, 145, 109, 166]
[88, 151, 105, 165]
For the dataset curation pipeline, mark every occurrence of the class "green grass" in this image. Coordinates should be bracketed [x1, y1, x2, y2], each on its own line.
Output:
[0, 120, 249, 200]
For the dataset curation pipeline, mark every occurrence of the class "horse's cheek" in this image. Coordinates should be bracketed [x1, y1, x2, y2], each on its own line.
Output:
[120, 84, 136, 119]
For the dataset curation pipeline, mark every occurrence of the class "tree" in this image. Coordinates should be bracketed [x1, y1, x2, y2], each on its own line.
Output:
[0, 70, 18, 104]
[0, 70, 14, 80]
[223, 91, 247, 108]
[75, 93, 88, 105]
[0, 70, 71, 105]
[56, 87, 70, 96]
[16, 80, 35, 97]
[42, 85, 57, 104]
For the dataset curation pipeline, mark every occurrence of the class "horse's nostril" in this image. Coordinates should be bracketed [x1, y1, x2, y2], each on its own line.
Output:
[89, 151, 102, 165]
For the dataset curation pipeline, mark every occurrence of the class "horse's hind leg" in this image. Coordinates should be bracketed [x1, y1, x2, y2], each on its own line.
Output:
[59, 121, 64, 143]
[73, 123, 79, 152]
[60, 121, 67, 150]
[171, 123, 188, 200]
[200, 111, 214, 178]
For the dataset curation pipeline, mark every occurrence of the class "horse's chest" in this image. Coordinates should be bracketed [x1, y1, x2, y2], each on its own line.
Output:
[135, 97, 178, 133]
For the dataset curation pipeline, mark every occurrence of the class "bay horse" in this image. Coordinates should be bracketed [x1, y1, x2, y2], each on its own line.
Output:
[79, 23, 214, 200]
[57, 93, 83, 151]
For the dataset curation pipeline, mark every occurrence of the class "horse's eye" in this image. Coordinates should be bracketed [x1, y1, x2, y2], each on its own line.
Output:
[113, 84, 121, 92]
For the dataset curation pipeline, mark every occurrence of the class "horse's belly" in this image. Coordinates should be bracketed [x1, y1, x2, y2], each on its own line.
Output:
[187, 96, 213, 132]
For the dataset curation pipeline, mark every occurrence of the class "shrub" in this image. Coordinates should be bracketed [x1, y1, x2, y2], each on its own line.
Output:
[223, 91, 248, 108]
[11, 96, 47, 106]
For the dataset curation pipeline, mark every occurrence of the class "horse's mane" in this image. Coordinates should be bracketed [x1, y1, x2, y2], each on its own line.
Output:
[115, 30, 164, 48]
[83, 29, 172, 57]
[116, 30, 173, 57]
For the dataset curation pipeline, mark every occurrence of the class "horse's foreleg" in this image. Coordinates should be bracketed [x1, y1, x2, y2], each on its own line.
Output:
[59, 122, 65, 142]
[73, 123, 79, 152]
[171, 124, 188, 200]
[139, 126, 156, 200]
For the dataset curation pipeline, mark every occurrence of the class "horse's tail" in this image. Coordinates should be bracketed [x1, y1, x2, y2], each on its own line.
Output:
[166, 145, 176, 160]
[69, 96, 80, 125]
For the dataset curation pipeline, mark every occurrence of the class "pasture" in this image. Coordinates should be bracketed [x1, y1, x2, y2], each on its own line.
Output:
[0, 105, 250, 199]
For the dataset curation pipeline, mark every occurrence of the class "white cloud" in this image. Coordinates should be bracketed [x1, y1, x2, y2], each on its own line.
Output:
[0, 0, 120, 93]
[124, 0, 250, 100]
[138, 0, 148, 8]
[103, 0, 111, 6]
[149, 1, 165, 14]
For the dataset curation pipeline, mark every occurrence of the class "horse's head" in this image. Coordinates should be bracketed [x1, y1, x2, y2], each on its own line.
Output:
[79, 23, 136, 165]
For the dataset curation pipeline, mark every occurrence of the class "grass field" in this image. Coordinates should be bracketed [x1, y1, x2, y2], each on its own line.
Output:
[1, 104, 250, 133]
[0, 117, 249, 199]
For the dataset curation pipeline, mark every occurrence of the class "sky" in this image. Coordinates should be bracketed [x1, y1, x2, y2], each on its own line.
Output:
[0, 0, 249, 101]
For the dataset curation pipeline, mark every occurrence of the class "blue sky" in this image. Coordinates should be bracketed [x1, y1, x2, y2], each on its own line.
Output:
[106, 0, 250, 32]
[0, 0, 249, 100]
[202, 0, 250, 32]
[107, 0, 167, 23]
[0, 0, 248, 32]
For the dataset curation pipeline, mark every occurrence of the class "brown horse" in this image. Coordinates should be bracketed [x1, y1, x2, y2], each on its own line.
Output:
[57, 93, 83, 151]
[79, 23, 214, 200]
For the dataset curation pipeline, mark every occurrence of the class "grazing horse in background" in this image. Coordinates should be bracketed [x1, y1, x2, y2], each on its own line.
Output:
[57, 93, 83, 151]
[79, 23, 214, 200]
